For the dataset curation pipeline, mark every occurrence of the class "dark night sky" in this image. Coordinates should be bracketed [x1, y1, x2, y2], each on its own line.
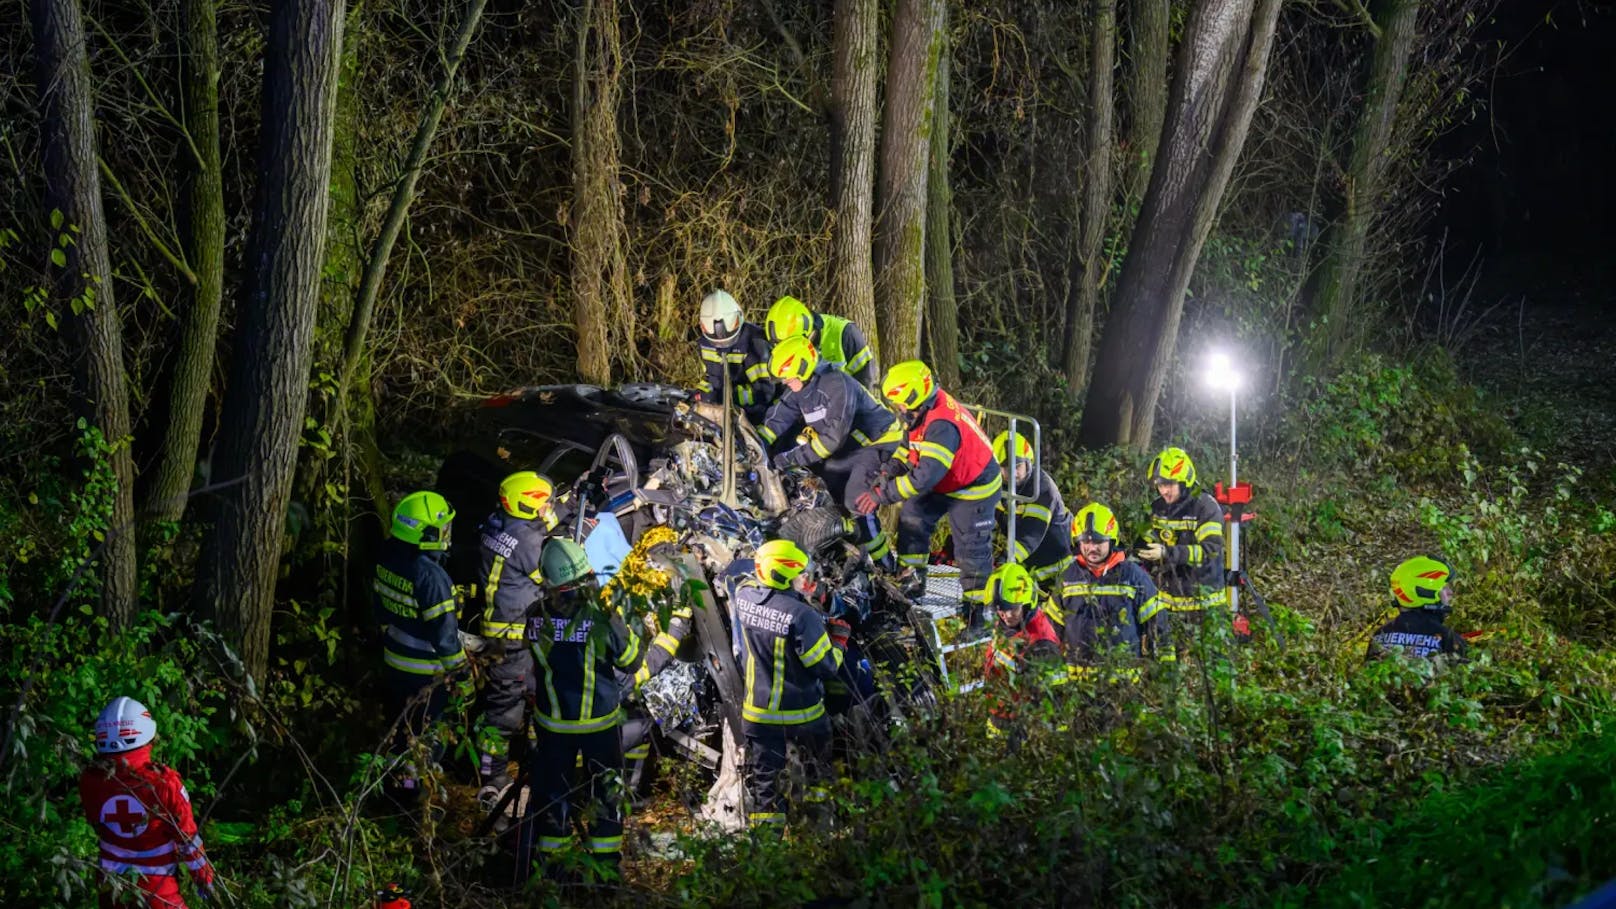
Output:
[1434, 0, 1616, 268]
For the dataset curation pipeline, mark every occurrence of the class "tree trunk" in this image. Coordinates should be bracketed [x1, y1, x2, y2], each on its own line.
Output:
[828, 0, 880, 359]
[193, 0, 345, 681]
[337, 0, 488, 410]
[144, 0, 225, 524]
[32, 0, 139, 626]
[922, 22, 959, 389]
[1077, 0, 1283, 451]
[571, 0, 628, 387]
[1061, 0, 1116, 397]
[1123, 0, 1171, 208]
[1309, 0, 1421, 364]
[874, 0, 945, 366]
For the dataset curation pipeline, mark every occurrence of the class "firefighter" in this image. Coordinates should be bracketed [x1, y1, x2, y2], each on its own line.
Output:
[760, 334, 903, 568]
[991, 430, 1074, 586]
[733, 539, 844, 828]
[1137, 447, 1227, 621]
[859, 360, 1002, 631]
[981, 563, 1067, 738]
[519, 538, 643, 874]
[373, 491, 467, 795]
[79, 697, 215, 909]
[373, 884, 412, 909]
[693, 289, 778, 425]
[1062, 503, 1171, 664]
[763, 294, 876, 387]
[473, 471, 557, 806]
[1367, 556, 1468, 661]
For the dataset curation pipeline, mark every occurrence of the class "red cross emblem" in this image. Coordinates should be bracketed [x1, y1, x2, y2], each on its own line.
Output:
[100, 796, 149, 837]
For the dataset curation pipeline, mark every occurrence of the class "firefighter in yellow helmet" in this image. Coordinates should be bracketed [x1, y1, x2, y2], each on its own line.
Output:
[1062, 503, 1171, 663]
[694, 289, 779, 424]
[732, 539, 844, 827]
[760, 335, 903, 568]
[990, 429, 1074, 586]
[472, 471, 557, 806]
[764, 295, 876, 387]
[862, 360, 1002, 632]
[1138, 447, 1227, 620]
[1367, 556, 1467, 661]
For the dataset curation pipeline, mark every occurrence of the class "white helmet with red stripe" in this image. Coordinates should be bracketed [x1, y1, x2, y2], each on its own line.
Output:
[94, 696, 157, 754]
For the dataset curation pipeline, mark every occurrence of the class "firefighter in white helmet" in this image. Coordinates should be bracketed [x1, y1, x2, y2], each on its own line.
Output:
[693, 289, 780, 425]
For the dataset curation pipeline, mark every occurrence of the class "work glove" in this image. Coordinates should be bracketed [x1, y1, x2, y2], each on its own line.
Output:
[854, 488, 882, 516]
[826, 617, 852, 650]
[770, 448, 806, 471]
[877, 458, 907, 481]
[1137, 542, 1167, 562]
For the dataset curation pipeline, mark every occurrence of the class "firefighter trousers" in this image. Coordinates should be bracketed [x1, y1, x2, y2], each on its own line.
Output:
[819, 444, 894, 557]
[743, 718, 831, 827]
[479, 643, 532, 776]
[897, 492, 999, 601]
[518, 728, 625, 870]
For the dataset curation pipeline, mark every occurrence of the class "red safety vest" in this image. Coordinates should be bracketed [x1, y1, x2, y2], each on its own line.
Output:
[79, 746, 209, 899]
[906, 390, 995, 495]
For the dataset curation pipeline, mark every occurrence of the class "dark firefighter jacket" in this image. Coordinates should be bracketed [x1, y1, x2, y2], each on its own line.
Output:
[697, 322, 778, 412]
[1054, 552, 1169, 664]
[810, 313, 876, 387]
[529, 596, 644, 734]
[478, 510, 553, 641]
[732, 578, 843, 726]
[1366, 608, 1468, 661]
[884, 392, 1000, 503]
[757, 363, 904, 463]
[372, 539, 467, 676]
[997, 467, 1074, 574]
[1148, 488, 1227, 611]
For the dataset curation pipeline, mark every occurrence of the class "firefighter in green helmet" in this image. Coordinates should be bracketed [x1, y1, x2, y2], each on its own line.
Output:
[517, 538, 643, 877]
[1137, 447, 1227, 620]
[763, 294, 877, 387]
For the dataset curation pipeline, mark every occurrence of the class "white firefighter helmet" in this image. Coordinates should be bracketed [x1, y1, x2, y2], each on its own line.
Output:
[698, 289, 744, 346]
[94, 696, 157, 754]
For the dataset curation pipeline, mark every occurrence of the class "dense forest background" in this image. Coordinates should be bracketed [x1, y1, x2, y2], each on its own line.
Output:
[4, 0, 1616, 905]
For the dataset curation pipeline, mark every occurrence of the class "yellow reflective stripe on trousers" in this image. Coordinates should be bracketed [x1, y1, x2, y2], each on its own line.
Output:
[948, 472, 1003, 500]
[384, 650, 449, 675]
[588, 836, 623, 854]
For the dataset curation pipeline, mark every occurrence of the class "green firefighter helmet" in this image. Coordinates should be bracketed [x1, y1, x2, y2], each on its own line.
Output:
[1148, 447, 1198, 490]
[391, 491, 454, 551]
[541, 538, 594, 590]
[1390, 556, 1453, 609]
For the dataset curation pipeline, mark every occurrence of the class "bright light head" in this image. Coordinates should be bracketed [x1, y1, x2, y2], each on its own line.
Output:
[1205, 351, 1241, 392]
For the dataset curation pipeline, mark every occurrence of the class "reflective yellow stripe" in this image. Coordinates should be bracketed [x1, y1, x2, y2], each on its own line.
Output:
[742, 701, 826, 725]
[810, 434, 833, 458]
[1138, 593, 1167, 622]
[533, 707, 623, 734]
[1032, 556, 1073, 581]
[533, 640, 562, 724]
[915, 440, 955, 467]
[873, 423, 904, 445]
[898, 552, 927, 567]
[1196, 521, 1223, 541]
[738, 387, 754, 406]
[759, 425, 778, 444]
[384, 650, 461, 675]
[580, 639, 596, 721]
[769, 638, 786, 710]
[1185, 544, 1204, 566]
[615, 626, 643, 669]
[744, 363, 770, 381]
[801, 632, 833, 668]
[1019, 503, 1053, 523]
[1013, 541, 1029, 562]
[845, 346, 872, 375]
[484, 555, 505, 608]
[1062, 584, 1140, 598]
[539, 836, 570, 852]
[852, 429, 871, 446]
[864, 533, 891, 559]
[588, 836, 623, 854]
[749, 812, 786, 824]
[652, 632, 680, 656]
[624, 743, 651, 760]
[947, 472, 1002, 500]
[482, 620, 525, 640]
[421, 597, 457, 621]
[700, 348, 723, 362]
[895, 475, 918, 499]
